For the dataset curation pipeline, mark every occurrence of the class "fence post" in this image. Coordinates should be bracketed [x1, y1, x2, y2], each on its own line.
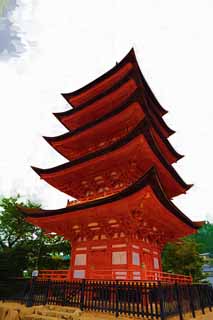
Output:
[115, 280, 119, 318]
[44, 279, 51, 305]
[80, 279, 86, 311]
[197, 284, 205, 314]
[62, 281, 67, 306]
[26, 278, 36, 307]
[158, 282, 165, 320]
[188, 284, 195, 318]
[207, 285, 212, 312]
[175, 282, 183, 320]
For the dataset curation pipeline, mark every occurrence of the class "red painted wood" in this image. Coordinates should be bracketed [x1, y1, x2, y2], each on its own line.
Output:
[39, 133, 188, 200]
[48, 101, 180, 164]
[22, 51, 200, 284]
[62, 79, 137, 131]
[69, 63, 133, 107]
[67, 238, 162, 281]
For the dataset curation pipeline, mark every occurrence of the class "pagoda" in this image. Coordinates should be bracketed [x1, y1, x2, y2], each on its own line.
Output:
[19, 49, 203, 281]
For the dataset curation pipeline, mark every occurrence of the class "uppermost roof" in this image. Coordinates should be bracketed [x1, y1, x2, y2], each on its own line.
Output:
[61, 48, 167, 116]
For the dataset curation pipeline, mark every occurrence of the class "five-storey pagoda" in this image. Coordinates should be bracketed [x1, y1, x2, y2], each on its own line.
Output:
[20, 49, 203, 281]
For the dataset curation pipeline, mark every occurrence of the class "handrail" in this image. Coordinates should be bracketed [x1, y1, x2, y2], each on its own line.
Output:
[37, 268, 192, 283]
[38, 269, 70, 281]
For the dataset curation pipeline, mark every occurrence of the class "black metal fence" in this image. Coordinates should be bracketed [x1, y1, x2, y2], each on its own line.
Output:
[1, 279, 213, 320]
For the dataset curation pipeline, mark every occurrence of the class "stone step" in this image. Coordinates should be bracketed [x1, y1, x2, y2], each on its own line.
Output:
[35, 310, 76, 319]
[22, 306, 81, 320]
[46, 306, 80, 313]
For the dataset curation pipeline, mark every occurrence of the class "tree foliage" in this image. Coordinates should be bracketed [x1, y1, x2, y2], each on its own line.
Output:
[0, 195, 70, 278]
[162, 238, 204, 282]
[0, 196, 40, 249]
[189, 222, 213, 254]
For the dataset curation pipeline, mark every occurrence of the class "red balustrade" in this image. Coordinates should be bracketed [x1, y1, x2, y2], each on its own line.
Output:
[38, 269, 70, 281]
[38, 269, 192, 283]
[144, 270, 192, 283]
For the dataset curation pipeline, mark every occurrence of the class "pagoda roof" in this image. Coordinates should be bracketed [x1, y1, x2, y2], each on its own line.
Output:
[32, 119, 191, 200]
[18, 168, 202, 243]
[54, 75, 174, 138]
[44, 89, 182, 164]
[61, 48, 167, 117]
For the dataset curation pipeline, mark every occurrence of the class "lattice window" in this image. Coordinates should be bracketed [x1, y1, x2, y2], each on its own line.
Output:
[112, 251, 127, 264]
[74, 253, 87, 266]
[73, 270, 85, 279]
[154, 257, 159, 269]
[132, 252, 140, 265]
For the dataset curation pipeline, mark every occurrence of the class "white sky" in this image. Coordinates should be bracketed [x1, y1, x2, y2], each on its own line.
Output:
[0, 0, 213, 222]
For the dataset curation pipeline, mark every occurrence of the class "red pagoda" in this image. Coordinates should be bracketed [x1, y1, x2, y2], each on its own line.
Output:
[20, 49, 203, 282]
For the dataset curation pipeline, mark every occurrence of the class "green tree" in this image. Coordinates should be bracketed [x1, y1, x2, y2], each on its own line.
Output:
[190, 222, 213, 254]
[0, 195, 70, 278]
[0, 196, 41, 249]
[162, 238, 204, 282]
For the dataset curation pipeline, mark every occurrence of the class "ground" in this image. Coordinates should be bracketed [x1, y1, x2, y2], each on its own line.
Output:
[0, 302, 212, 320]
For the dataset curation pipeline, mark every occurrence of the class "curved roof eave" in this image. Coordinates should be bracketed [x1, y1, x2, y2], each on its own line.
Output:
[61, 48, 134, 100]
[61, 48, 168, 116]
[54, 70, 133, 120]
[44, 89, 183, 163]
[18, 167, 200, 231]
[55, 73, 174, 137]
[31, 118, 191, 194]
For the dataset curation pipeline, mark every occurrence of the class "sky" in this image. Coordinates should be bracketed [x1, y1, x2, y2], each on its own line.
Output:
[0, 0, 213, 222]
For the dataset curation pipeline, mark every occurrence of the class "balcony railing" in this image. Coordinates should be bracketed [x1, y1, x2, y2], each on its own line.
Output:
[144, 270, 192, 283]
[38, 269, 192, 283]
[38, 269, 70, 281]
